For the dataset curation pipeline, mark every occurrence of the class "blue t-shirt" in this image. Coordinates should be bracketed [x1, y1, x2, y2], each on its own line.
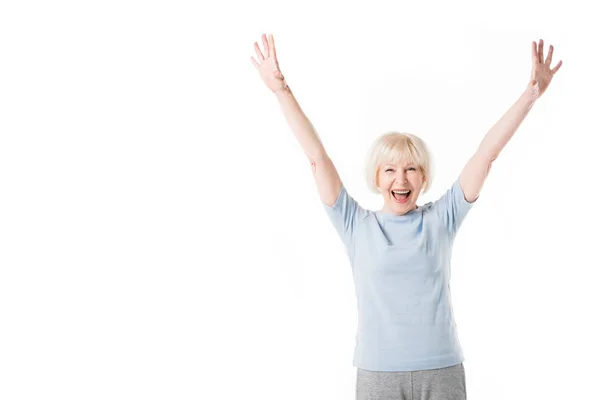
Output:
[322, 177, 475, 372]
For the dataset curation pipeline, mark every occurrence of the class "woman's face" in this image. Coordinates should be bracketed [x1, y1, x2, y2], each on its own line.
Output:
[377, 160, 426, 216]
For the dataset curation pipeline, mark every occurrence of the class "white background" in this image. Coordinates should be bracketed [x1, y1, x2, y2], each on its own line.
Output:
[1, 0, 598, 399]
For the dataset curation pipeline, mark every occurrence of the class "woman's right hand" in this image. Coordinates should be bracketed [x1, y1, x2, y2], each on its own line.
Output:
[250, 33, 288, 93]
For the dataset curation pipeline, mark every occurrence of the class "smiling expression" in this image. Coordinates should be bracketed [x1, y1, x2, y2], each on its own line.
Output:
[377, 160, 426, 216]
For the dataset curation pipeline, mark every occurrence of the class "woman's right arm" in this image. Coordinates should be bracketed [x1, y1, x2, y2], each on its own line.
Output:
[251, 33, 342, 207]
[277, 85, 363, 262]
[274, 86, 342, 207]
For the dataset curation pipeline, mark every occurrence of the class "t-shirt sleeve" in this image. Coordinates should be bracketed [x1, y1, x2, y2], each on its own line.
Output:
[321, 184, 365, 262]
[432, 176, 477, 237]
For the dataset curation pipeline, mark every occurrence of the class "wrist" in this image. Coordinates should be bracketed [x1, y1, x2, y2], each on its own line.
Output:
[526, 79, 541, 100]
[274, 84, 291, 96]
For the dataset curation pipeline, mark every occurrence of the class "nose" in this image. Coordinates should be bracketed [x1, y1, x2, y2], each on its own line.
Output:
[396, 172, 408, 183]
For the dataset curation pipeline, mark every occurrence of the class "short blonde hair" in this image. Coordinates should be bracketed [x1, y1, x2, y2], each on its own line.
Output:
[364, 131, 433, 195]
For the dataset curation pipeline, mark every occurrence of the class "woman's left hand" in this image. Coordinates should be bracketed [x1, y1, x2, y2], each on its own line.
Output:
[529, 39, 563, 97]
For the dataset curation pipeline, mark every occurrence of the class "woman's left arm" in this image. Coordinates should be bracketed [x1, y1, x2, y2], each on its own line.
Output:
[460, 39, 563, 203]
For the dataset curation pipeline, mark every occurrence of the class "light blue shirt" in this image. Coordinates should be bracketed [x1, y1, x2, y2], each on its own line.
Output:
[322, 177, 475, 371]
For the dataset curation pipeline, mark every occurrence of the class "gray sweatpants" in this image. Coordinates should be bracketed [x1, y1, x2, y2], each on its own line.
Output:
[356, 363, 466, 400]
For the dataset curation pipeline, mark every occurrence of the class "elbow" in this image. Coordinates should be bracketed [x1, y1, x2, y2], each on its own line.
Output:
[477, 150, 498, 166]
[310, 151, 329, 165]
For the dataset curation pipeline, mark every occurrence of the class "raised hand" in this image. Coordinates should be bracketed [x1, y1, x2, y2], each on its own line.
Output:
[530, 39, 563, 97]
[250, 33, 288, 93]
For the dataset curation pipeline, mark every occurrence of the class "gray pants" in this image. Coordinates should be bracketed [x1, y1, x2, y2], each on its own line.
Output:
[356, 363, 466, 400]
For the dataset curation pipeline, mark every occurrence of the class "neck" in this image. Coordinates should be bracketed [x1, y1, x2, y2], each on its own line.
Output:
[380, 204, 418, 216]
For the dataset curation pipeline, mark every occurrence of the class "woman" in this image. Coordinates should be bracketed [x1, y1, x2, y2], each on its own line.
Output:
[251, 33, 562, 400]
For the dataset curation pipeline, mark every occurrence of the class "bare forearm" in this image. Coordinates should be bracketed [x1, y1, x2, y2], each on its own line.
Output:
[275, 85, 327, 162]
[477, 83, 540, 162]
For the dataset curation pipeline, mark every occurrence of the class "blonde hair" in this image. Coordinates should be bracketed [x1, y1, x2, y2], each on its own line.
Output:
[364, 131, 433, 195]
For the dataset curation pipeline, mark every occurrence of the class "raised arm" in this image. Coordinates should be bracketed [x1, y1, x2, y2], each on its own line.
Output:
[460, 39, 563, 202]
[251, 33, 342, 206]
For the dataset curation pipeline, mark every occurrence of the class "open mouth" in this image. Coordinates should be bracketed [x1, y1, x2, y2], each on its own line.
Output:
[391, 190, 411, 203]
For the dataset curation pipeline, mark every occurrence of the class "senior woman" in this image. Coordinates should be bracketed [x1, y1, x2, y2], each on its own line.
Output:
[251, 34, 562, 400]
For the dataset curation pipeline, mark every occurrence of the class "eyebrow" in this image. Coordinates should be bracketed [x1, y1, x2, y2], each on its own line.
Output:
[385, 163, 415, 167]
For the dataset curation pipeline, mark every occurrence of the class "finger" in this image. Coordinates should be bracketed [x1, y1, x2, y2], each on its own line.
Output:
[551, 60, 563, 74]
[531, 41, 538, 64]
[269, 33, 277, 60]
[538, 39, 544, 64]
[254, 42, 265, 61]
[262, 33, 270, 58]
[545, 44, 554, 65]
[250, 56, 260, 70]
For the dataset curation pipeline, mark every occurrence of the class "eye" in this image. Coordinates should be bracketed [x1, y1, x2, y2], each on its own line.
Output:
[385, 169, 393, 172]
[408, 167, 416, 171]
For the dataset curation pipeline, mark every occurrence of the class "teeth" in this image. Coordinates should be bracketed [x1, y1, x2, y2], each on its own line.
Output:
[392, 190, 410, 194]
